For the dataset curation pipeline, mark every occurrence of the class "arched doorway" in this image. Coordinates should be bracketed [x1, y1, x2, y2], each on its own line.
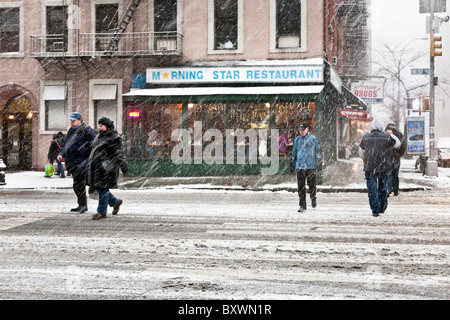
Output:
[2, 96, 33, 170]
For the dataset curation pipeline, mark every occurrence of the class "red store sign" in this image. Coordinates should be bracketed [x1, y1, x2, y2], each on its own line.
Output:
[339, 109, 367, 118]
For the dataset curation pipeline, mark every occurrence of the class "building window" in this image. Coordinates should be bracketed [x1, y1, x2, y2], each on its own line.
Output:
[208, 0, 243, 54]
[95, 3, 119, 51]
[155, 0, 177, 32]
[214, 0, 237, 50]
[46, 6, 68, 52]
[45, 100, 67, 131]
[270, 0, 306, 51]
[0, 7, 20, 53]
[276, 0, 300, 48]
[93, 84, 118, 126]
[153, 0, 178, 51]
[42, 85, 68, 132]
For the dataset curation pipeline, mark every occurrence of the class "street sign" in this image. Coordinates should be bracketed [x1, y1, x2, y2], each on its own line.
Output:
[339, 109, 366, 118]
[411, 68, 430, 75]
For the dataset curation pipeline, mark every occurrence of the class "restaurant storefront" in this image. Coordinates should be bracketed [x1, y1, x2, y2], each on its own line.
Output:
[122, 59, 364, 177]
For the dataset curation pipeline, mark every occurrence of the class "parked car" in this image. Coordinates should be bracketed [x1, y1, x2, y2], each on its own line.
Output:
[437, 137, 450, 168]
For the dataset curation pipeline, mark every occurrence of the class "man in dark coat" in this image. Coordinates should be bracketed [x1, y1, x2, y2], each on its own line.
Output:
[87, 117, 128, 220]
[385, 123, 406, 196]
[359, 119, 401, 217]
[57, 112, 96, 213]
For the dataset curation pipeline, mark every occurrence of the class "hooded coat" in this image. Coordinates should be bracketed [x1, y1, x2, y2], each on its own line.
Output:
[86, 126, 128, 189]
[359, 119, 401, 174]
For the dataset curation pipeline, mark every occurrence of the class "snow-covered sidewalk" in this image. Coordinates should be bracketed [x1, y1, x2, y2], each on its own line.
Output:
[1, 159, 448, 192]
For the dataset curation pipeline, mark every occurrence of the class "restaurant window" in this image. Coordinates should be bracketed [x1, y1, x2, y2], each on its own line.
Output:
[187, 103, 227, 159]
[46, 6, 68, 52]
[127, 103, 183, 159]
[229, 103, 271, 158]
[229, 103, 270, 130]
[0, 7, 20, 53]
[188, 103, 226, 133]
[95, 3, 119, 51]
[275, 101, 315, 152]
[43, 85, 68, 132]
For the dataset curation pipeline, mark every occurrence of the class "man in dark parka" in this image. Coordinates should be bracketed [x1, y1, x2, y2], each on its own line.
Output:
[58, 112, 96, 213]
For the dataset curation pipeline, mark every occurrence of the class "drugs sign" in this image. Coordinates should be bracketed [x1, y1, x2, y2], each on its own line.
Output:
[351, 81, 384, 104]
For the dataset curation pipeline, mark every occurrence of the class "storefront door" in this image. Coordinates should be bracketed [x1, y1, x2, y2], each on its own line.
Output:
[2, 97, 33, 170]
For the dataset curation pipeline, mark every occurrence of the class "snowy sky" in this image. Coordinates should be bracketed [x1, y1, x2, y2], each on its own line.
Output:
[370, 0, 450, 137]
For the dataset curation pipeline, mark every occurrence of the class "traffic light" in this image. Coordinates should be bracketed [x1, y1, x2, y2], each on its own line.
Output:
[407, 97, 430, 112]
[422, 97, 430, 111]
[431, 34, 443, 58]
[407, 97, 421, 111]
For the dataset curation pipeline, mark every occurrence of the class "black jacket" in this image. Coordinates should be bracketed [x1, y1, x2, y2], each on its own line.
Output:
[47, 137, 63, 159]
[59, 123, 96, 174]
[86, 128, 128, 189]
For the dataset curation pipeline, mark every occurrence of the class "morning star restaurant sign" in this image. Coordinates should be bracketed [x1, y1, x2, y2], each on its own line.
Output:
[146, 65, 324, 84]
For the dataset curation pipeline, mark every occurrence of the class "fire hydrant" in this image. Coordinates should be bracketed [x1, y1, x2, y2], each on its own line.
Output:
[0, 158, 6, 185]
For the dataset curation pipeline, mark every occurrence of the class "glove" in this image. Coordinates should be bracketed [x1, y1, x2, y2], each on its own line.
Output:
[316, 163, 323, 171]
[290, 163, 295, 173]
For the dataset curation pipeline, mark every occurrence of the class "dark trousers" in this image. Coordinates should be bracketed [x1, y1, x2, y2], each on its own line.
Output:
[296, 169, 317, 209]
[72, 171, 87, 207]
[391, 159, 401, 194]
[387, 159, 401, 194]
[365, 171, 388, 214]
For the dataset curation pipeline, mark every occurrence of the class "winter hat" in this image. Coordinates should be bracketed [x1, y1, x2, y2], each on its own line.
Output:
[386, 123, 396, 131]
[299, 122, 309, 130]
[98, 117, 114, 129]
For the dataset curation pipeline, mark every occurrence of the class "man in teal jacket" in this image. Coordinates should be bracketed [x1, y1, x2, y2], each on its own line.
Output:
[291, 122, 322, 212]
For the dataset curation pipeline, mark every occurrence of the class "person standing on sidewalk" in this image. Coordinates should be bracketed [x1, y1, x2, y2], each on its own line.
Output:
[359, 119, 401, 217]
[385, 123, 406, 197]
[47, 134, 65, 178]
[291, 122, 322, 213]
[87, 117, 128, 220]
[57, 112, 96, 213]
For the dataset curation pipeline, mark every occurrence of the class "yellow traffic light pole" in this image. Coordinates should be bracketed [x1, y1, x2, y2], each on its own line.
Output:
[428, 0, 438, 176]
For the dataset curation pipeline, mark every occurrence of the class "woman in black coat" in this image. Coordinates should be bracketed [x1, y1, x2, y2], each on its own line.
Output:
[87, 117, 128, 220]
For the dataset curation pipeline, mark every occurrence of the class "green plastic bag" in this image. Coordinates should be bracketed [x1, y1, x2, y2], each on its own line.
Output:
[45, 161, 54, 177]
